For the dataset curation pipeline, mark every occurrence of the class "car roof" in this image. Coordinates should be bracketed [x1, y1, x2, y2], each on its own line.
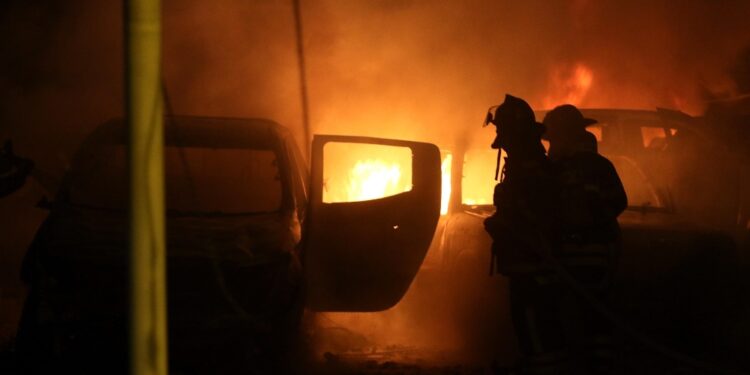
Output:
[534, 108, 694, 128]
[84, 116, 292, 149]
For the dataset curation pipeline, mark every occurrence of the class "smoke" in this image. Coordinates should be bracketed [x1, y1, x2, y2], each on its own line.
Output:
[3, 0, 750, 161]
[2, 0, 750, 360]
[302, 0, 750, 148]
[729, 45, 750, 95]
[280, 0, 750, 362]
[0, 0, 123, 167]
[162, 0, 300, 121]
[0, 1, 123, 327]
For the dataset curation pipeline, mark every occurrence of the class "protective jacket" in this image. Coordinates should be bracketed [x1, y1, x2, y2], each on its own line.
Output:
[556, 151, 626, 246]
[484, 155, 559, 276]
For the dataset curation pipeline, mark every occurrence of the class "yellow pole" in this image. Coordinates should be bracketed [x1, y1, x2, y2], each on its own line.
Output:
[292, 0, 311, 159]
[125, 0, 167, 374]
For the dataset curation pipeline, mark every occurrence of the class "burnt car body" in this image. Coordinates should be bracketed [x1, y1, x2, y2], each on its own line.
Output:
[430, 109, 748, 368]
[15, 116, 442, 373]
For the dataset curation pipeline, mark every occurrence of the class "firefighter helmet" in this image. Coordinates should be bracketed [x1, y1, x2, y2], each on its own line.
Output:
[542, 104, 597, 141]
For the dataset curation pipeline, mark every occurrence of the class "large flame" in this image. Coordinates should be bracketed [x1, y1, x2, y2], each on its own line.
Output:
[345, 159, 405, 201]
[440, 154, 452, 215]
[325, 148, 453, 215]
[325, 158, 411, 203]
[323, 143, 412, 203]
[543, 62, 594, 108]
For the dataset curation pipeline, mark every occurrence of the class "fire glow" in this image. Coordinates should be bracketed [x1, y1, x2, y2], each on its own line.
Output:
[323, 144, 452, 215]
[440, 154, 452, 215]
[323, 143, 411, 203]
[346, 159, 404, 201]
[543, 62, 594, 108]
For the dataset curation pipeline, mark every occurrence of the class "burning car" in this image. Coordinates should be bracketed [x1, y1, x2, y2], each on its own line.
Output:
[14, 116, 442, 373]
[429, 108, 748, 367]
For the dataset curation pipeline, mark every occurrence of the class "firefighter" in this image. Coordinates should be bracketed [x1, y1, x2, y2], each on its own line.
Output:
[482, 95, 571, 374]
[543, 105, 626, 243]
[542, 104, 627, 373]
[0, 140, 34, 198]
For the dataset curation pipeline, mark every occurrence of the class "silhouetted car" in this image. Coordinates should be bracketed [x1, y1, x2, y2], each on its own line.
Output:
[15, 116, 442, 373]
[430, 108, 747, 366]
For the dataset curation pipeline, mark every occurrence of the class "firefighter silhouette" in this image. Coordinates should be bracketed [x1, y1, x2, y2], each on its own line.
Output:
[542, 105, 626, 244]
[482, 95, 570, 374]
[0, 140, 34, 198]
[542, 104, 627, 373]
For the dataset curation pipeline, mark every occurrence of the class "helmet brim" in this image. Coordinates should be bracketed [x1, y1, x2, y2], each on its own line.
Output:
[582, 118, 598, 126]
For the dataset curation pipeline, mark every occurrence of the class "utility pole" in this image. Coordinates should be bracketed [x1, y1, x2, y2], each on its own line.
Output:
[124, 1, 168, 374]
[292, 0, 311, 159]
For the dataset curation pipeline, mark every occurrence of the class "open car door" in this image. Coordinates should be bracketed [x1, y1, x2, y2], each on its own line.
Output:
[305, 135, 441, 311]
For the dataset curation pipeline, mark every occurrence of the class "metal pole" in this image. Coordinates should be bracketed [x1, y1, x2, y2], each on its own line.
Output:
[292, 0, 311, 159]
[124, 0, 168, 374]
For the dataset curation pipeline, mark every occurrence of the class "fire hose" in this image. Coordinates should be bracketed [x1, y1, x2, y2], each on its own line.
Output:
[521, 230, 748, 375]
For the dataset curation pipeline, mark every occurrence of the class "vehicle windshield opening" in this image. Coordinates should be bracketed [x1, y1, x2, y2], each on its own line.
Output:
[68, 144, 283, 214]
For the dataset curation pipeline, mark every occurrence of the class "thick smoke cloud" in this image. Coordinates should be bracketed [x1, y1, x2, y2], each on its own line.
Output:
[2, 0, 750, 354]
[3, 0, 750, 158]
[730, 46, 750, 95]
[301, 0, 750, 148]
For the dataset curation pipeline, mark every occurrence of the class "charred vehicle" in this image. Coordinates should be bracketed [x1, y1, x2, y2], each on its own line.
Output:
[432, 109, 748, 368]
[15, 116, 441, 373]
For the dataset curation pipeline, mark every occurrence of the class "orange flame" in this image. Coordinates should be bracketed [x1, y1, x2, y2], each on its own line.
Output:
[323, 144, 412, 203]
[543, 62, 594, 108]
[345, 159, 405, 201]
[322, 142, 452, 214]
[440, 154, 452, 215]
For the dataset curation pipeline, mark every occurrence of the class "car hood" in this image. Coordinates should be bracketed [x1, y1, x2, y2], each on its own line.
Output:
[618, 209, 699, 230]
[617, 208, 735, 238]
[39, 205, 298, 266]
